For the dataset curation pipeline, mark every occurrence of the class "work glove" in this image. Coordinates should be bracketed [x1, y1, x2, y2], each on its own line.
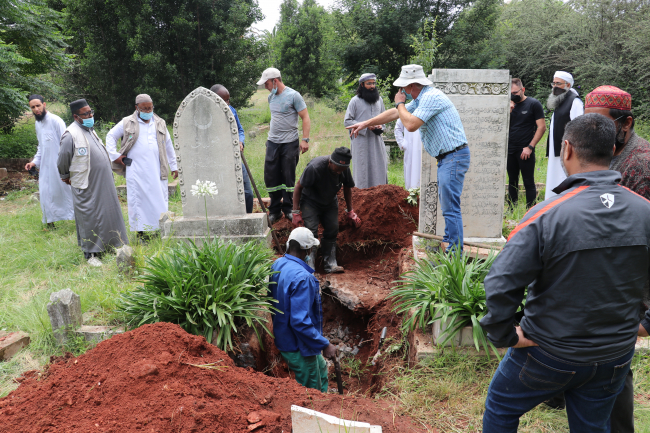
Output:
[292, 213, 304, 228]
[347, 210, 361, 228]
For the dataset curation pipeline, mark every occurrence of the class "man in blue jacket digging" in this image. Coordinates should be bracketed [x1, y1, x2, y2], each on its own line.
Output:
[269, 227, 338, 392]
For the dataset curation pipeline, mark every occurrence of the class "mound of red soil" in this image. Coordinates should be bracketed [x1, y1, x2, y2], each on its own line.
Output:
[0, 323, 425, 433]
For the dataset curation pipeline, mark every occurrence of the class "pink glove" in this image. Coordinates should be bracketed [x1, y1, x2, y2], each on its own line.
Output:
[292, 213, 304, 228]
[347, 210, 361, 228]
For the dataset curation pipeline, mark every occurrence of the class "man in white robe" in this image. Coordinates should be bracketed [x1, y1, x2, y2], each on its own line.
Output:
[24, 94, 74, 227]
[344, 73, 388, 188]
[394, 118, 422, 190]
[106, 94, 178, 239]
[545, 71, 583, 200]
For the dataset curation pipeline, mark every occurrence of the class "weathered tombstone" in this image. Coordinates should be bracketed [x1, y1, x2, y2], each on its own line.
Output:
[418, 69, 510, 242]
[116, 244, 135, 274]
[160, 87, 270, 245]
[47, 289, 82, 345]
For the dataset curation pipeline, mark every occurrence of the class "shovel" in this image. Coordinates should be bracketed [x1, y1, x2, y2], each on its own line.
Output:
[370, 327, 388, 366]
[333, 355, 344, 395]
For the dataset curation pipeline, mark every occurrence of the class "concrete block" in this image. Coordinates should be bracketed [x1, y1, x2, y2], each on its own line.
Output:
[168, 180, 178, 197]
[291, 405, 382, 433]
[75, 325, 124, 343]
[408, 325, 435, 366]
[116, 245, 135, 274]
[252, 197, 271, 212]
[161, 213, 271, 247]
[46, 289, 82, 345]
[116, 184, 127, 198]
[0, 168, 7, 180]
[0, 331, 30, 360]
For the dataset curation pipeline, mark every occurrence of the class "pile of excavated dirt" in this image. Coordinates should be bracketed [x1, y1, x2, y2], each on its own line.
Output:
[0, 323, 426, 433]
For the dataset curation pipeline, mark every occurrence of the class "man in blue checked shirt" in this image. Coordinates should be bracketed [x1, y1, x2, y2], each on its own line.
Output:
[347, 64, 470, 252]
[269, 227, 338, 392]
[210, 84, 254, 213]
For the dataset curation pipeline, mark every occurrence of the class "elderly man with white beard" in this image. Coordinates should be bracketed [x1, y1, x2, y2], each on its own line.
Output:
[544, 71, 584, 199]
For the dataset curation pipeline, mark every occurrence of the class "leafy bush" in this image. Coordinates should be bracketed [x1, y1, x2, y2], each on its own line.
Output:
[0, 124, 38, 158]
[118, 239, 279, 351]
[390, 249, 499, 358]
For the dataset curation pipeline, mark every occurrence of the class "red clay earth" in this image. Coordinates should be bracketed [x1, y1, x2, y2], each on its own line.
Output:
[0, 323, 426, 433]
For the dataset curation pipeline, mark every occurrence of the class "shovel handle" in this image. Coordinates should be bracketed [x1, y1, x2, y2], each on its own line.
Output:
[333, 358, 344, 395]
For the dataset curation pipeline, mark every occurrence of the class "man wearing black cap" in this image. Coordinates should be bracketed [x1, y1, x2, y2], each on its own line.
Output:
[57, 99, 128, 266]
[291, 147, 361, 273]
[24, 94, 74, 228]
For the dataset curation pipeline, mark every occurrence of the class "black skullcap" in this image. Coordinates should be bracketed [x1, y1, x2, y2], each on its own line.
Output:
[28, 94, 44, 102]
[69, 99, 89, 114]
[330, 147, 352, 167]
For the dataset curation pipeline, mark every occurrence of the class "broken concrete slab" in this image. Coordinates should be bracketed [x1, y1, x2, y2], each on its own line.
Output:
[319, 273, 391, 312]
[291, 405, 382, 433]
[0, 331, 30, 360]
[47, 289, 82, 345]
[75, 325, 124, 343]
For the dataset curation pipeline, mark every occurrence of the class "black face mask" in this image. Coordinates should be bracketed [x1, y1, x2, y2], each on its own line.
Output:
[553, 87, 567, 96]
[511, 93, 522, 103]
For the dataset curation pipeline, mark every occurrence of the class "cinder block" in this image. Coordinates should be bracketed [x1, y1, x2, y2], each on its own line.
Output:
[0, 331, 30, 360]
[291, 405, 382, 433]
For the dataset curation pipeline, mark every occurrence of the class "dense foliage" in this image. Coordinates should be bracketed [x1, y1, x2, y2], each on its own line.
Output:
[119, 239, 278, 352]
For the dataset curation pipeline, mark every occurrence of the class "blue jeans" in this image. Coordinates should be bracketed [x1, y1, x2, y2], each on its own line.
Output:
[437, 146, 470, 252]
[483, 346, 635, 433]
[242, 163, 254, 213]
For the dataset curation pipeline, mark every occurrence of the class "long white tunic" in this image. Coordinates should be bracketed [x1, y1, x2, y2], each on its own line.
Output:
[545, 94, 583, 200]
[106, 118, 177, 231]
[33, 112, 74, 223]
[394, 119, 422, 190]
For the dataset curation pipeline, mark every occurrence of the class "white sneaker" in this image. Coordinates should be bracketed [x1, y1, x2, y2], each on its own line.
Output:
[87, 256, 103, 267]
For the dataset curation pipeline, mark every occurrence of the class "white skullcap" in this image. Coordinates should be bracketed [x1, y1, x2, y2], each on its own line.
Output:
[135, 94, 153, 104]
[553, 71, 574, 87]
[286, 227, 320, 250]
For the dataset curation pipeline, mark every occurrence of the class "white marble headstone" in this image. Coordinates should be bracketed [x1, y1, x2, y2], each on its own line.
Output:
[419, 69, 511, 240]
[173, 87, 246, 218]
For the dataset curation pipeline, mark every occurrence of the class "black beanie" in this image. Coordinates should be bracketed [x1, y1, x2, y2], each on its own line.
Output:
[330, 147, 352, 167]
[69, 99, 89, 114]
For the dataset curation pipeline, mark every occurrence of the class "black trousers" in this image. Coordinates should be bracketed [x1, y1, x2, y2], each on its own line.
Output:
[264, 139, 300, 215]
[301, 200, 339, 243]
[507, 148, 536, 208]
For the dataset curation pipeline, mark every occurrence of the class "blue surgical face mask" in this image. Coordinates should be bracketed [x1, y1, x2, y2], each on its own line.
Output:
[82, 118, 94, 128]
[271, 85, 278, 95]
[403, 89, 413, 101]
[139, 111, 154, 121]
[304, 254, 312, 263]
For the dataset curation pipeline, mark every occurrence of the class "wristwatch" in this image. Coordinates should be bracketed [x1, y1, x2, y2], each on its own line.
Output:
[302, 138, 310, 143]
[395, 102, 405, 108]
[527, 145, 535, 151]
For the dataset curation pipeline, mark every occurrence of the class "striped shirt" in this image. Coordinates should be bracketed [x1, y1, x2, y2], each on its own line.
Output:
[406, 86, 467, 157]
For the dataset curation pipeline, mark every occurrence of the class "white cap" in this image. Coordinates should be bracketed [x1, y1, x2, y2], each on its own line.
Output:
[286, 227, 320, 250]
[257, 68, 281, 86]
[393, 64, 433, 87]
[554, 71, 574, 87]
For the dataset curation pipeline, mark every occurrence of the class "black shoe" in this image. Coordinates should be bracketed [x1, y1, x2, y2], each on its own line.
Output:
[284, 213, 293, 223]
[543, 394, 566, 410]
[268, 213, 282, 225]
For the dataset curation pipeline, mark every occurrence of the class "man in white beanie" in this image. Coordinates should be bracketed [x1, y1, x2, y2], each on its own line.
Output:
[269, 227, 338, 392]
[105, 94, 178, 242]
[256, 68, 311, 225]
[545, 71, 583, 200]
[347, 64, 469, 253]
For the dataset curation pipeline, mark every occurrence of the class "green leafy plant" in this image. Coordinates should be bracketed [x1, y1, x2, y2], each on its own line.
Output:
[118, 239, 279, 351]
[405, 187, 420, 206]
[390, 249, 500, 358]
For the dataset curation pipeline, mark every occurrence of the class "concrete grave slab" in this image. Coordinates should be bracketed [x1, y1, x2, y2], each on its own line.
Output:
[75, 325, 124, 343]
[0, 331, 30, 360]
[291, 405, 382, 433]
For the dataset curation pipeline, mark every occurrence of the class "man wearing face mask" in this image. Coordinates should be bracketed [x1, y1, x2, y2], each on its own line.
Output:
[343, 73, 388, 188]
[256, 68, 311, 225]
[58, 99, 129, 266]
[545, 71, 584, 200]
[507, 79, 546, 208]
[291, 147, 360, 274]
[105, 94, 178, 242]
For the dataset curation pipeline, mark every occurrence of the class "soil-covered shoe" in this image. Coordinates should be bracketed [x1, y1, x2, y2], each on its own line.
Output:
[325, 265, 344, 274]
[268, 213, 282, 225]
[284, 212, 293, 223]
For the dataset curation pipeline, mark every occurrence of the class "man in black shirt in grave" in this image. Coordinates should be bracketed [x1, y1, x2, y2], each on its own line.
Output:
[508, 78, 546, 208]
[291, 147, 362, 274]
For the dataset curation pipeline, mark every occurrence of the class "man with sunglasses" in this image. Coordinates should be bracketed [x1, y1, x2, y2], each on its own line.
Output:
[57, 99, 128, 266]
[105, 94, 178, 242]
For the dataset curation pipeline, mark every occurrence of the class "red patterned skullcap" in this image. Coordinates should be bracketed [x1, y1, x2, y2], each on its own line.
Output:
[585, 86, 632, 110]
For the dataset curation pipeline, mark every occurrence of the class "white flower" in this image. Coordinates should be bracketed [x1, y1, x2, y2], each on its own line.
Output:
[190, 180, 218, 198]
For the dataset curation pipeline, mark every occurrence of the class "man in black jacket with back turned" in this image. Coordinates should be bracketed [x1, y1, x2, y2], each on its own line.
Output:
[480, 113, 650, 433]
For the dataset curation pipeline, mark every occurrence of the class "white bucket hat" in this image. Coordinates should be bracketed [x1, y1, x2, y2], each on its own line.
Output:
[286, 227, 320, 250]
[393, 64, 433, 87]
[257, 68, 282, 86]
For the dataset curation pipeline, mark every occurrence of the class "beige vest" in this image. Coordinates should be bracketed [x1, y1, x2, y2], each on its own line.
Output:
[111, 112, 169, 180]
[67, 121, 105, 190]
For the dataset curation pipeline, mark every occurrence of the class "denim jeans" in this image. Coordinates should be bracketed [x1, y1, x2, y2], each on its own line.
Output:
[483, 346, 635, 433]
[242, 163, 254, 213]
[437, 146, 470, 252]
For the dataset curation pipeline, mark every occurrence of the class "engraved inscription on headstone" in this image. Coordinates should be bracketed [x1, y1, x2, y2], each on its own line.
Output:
[418, 69, 510, 240]
[174, 87, 245, 218]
